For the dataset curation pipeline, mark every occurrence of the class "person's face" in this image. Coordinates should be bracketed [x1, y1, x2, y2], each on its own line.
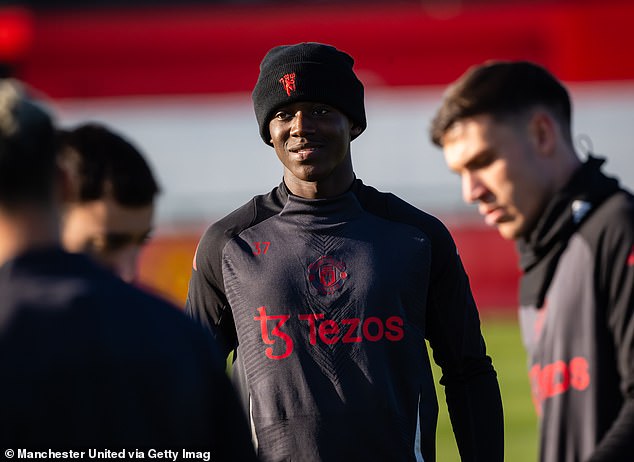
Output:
[441, 113, 553, 240]
[62, 196, 154, 283]
[268, 102, 361, 191]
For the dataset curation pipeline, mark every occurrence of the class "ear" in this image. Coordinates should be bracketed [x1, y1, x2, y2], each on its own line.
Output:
[528, 110, 558, 157]
[350, 125, 363, 138]
[54, 159, 77, 204]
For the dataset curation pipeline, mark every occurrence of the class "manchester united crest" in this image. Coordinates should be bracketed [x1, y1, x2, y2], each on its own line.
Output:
[279, 72, 296, 96]
[308, 255, 348, 295]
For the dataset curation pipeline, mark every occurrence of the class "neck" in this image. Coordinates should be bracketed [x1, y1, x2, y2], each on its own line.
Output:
[284, 173, 355, 199]
[552, 146, 583, 193]
[283, 157, 356, 199]
[0, 205, 60, 267]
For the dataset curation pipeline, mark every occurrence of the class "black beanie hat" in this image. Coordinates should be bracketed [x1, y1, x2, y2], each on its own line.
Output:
[252, 42, 366, 146]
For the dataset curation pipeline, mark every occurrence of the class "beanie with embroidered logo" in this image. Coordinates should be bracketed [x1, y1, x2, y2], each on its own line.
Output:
[252, 42, 366, 146]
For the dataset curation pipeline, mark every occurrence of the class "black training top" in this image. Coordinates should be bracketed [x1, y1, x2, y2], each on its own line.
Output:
[187, 179, 504, 462]
[518, 157, 634, 462]
[0, 247, 256, 461]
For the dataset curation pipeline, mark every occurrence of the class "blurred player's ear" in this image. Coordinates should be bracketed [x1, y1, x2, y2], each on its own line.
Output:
[55, 159, 76, 204]
[529, 110, 557, 157]
[55, 143, 80, 203]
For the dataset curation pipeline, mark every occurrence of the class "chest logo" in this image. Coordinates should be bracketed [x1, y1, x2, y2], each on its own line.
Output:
[308, 255, 348, 295]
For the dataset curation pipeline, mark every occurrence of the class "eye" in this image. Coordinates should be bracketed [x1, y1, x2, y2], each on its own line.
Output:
[466, 151, 495, 171]
[274, 111, 292, 121]
[312, 105, 330, 116]
[138, 230, 153, 245]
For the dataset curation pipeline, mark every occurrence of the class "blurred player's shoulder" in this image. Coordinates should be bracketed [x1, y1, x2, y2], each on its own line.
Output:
[0, 247, 211, 339]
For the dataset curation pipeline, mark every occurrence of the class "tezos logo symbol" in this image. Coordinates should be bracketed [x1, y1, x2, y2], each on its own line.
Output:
[279, 72, 296, 96]
[308, 255, 348, 295]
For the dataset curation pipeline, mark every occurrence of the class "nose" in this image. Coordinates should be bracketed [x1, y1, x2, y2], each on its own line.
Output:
[462, 171, 489, 204]
[290, 110, 315, 137]
[110, 246, 141, 284]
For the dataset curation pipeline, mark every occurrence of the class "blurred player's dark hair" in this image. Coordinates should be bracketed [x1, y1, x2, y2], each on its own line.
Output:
[430, 60, 573, 146]
[58, 123, 160, 207]
[0, 79, 57, 210]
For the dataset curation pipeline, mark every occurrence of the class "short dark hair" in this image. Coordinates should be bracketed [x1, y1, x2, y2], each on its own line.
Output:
[58, 123, 160, 207]
[0, 79, 57, 210]
[430, 60, 572, 146]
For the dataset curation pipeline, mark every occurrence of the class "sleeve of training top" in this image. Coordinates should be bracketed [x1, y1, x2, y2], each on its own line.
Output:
[185, 222, 238, 358]
[587, 204, 634, 460]
[424, 221, 505, 462]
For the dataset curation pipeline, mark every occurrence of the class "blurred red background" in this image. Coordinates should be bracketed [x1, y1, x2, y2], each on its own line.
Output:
[1, 0, 631, 310]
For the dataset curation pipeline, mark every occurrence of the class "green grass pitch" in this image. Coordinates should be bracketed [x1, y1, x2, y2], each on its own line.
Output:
[431, 314, 538, 461]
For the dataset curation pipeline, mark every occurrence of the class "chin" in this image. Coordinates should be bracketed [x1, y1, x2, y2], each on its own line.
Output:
[295, 169, 328, 183]
[496, 223, 522, 241]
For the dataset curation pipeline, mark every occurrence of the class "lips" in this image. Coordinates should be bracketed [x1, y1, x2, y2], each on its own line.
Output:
[289, 143, 321, 152]
[481, 207, 506, 226]
[485, 210, 503, 226]
[288, 143, 322, 160]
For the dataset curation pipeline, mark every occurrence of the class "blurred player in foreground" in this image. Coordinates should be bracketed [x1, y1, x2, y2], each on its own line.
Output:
[431, 60, 634, 461]
[0, 79, 256, 459]
[58, 123, 158, 283]
[186, 42, 503, 461]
